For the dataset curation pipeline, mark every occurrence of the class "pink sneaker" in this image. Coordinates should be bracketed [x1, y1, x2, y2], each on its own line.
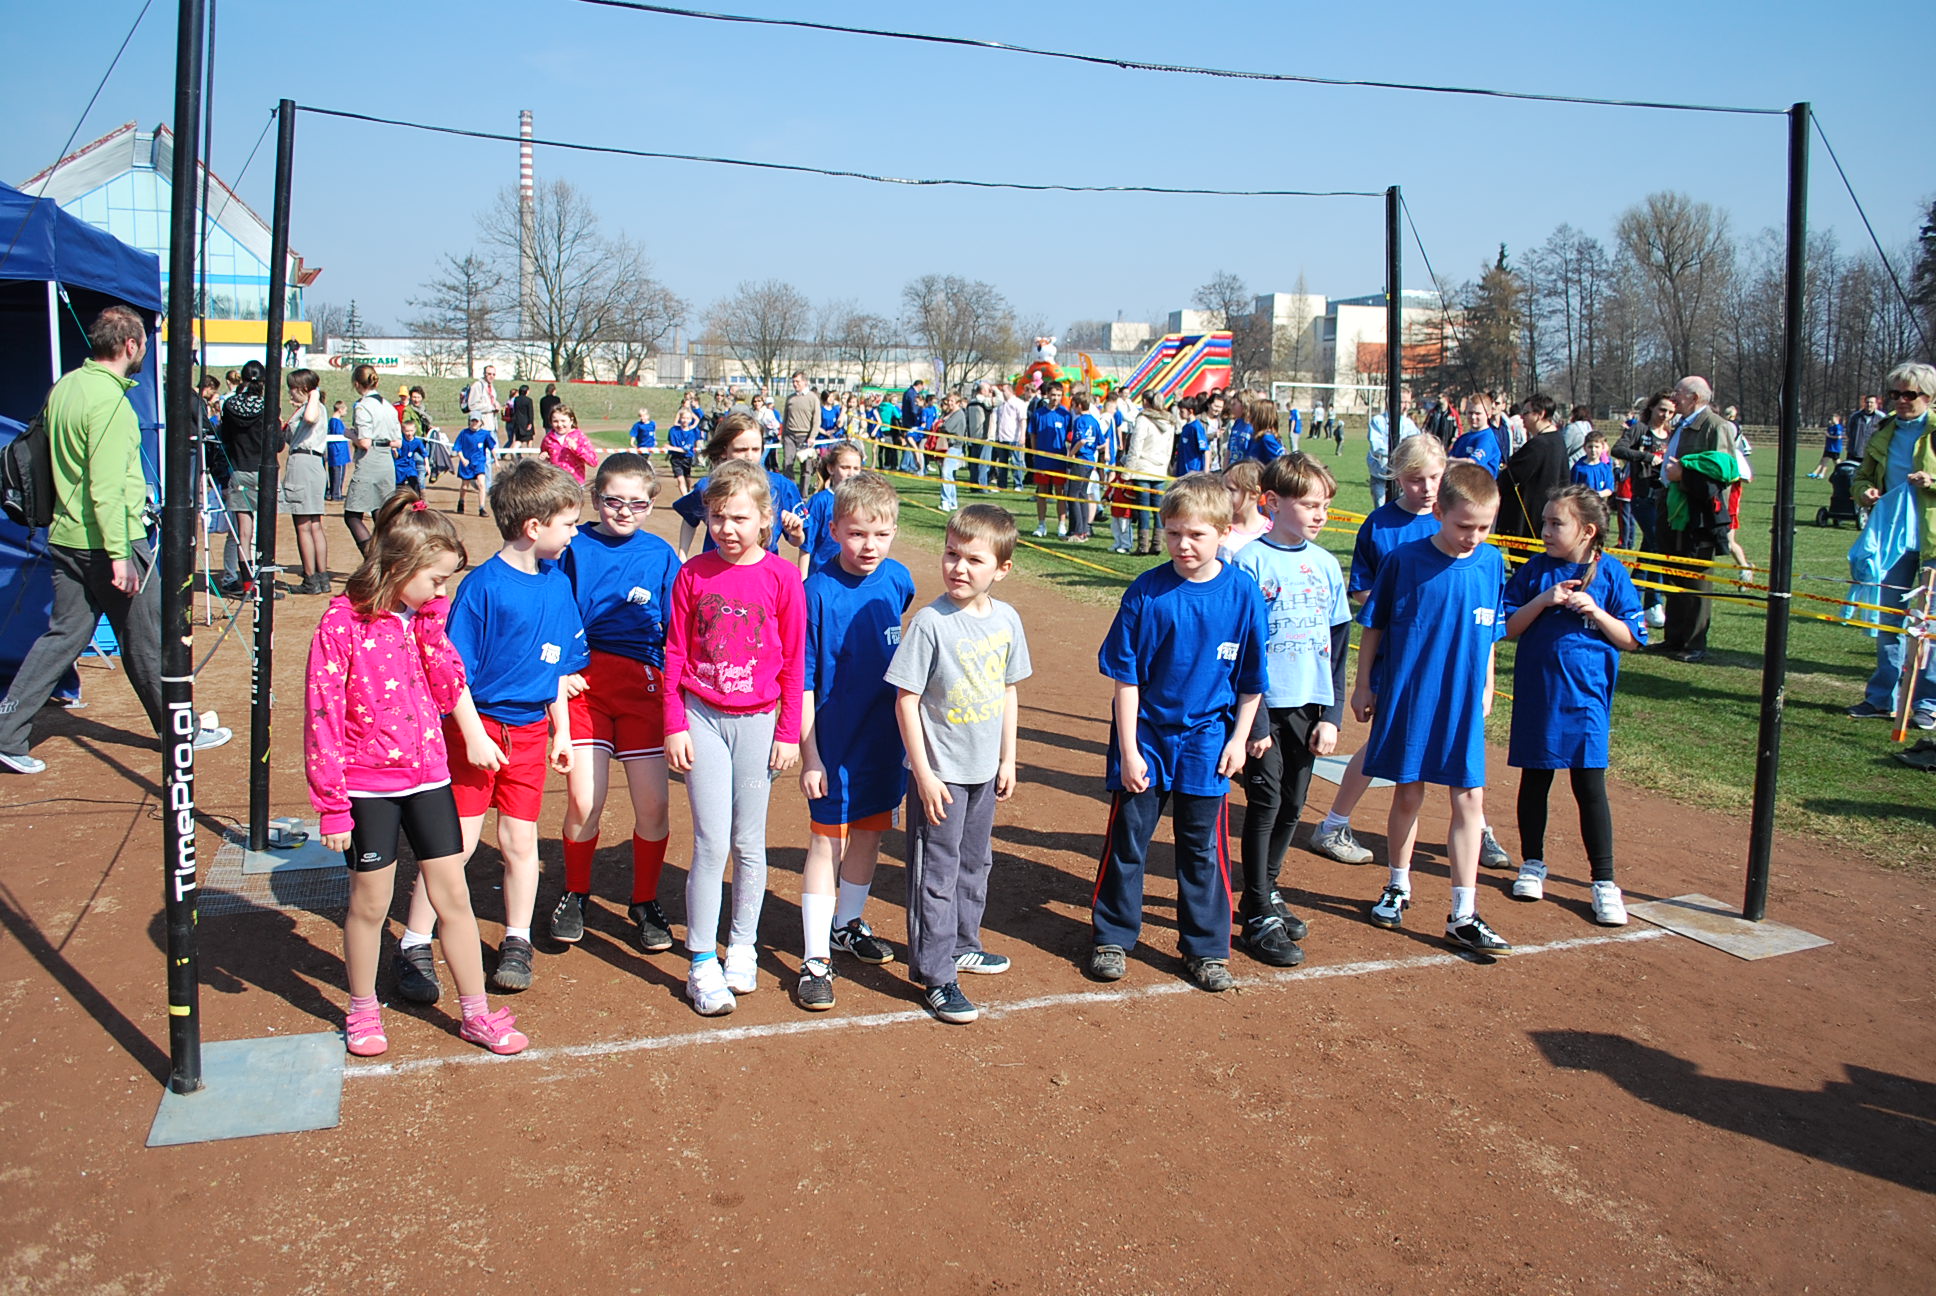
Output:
[459, 1007, 529, 1056]
[344, 1006, 388, 1057]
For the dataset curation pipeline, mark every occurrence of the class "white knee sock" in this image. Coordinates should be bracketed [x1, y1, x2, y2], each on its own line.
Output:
[834, 879, 871, 929]
[802, 892, 834, 962]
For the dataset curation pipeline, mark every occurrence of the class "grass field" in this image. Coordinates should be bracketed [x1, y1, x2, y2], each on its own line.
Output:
[795, 441, 1933, 872]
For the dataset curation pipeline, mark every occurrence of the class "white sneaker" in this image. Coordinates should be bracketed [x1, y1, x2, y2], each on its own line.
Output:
[687, 957, 736, 1016]
[1645, 605, 1666, 629]
[1032, 524, 1047, 538]
[1591, 881, 1629, 926]
[193, 725, 233, 751]
[1511, 859, 1547, 901]
[723, 943, 759, 994]
[0, 750, 47, 775]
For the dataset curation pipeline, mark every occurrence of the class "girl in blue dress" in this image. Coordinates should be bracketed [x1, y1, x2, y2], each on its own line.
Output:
[1501, 485, 1646, 925]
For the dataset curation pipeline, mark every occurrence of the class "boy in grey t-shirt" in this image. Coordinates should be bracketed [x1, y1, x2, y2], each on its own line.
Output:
[885, 505, 1032, 1024]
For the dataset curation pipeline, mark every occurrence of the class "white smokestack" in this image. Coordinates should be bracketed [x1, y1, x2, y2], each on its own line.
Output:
[519, 109, 535, 339]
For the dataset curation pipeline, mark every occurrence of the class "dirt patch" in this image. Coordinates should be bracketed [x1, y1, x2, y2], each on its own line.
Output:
[1, 484, 1932, 1293]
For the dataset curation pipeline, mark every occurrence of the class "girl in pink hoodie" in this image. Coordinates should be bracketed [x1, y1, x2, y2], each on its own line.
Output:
[304, 490, 529, 1059]
[541, 404, 598, 484]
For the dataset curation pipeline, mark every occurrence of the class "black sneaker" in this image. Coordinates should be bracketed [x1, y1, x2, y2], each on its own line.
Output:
[1267, 890, 1309, 942]
[923, 980, 978, 1024]
[831, 917, 894, 965]
[394, 943, 440, 1004]
[796, 957, 836, 1011]
[1444, 913, 1514, 955]
[629, 900, 674, 953]
[1240, 915, 1305, 967]
[1087, 944, 1128, 981]
[492, 936, 535, 991]
[1185, 956, 1237, 992]
[549, 892, 587, 944]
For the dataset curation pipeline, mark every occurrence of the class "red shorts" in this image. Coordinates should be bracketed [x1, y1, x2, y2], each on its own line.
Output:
[444, 715, 550, 821]
[1727, 482, 1743, 529]
[569, 650, 667, 761]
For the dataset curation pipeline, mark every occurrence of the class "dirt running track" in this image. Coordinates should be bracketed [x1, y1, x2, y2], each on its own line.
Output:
[1, 495, 1932, 1295]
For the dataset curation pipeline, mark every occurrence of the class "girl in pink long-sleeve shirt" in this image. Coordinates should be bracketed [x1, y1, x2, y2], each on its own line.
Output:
[541, 404, 598, 484]
[662, 459, 806, 1016]
[303, 490, 528, 1059]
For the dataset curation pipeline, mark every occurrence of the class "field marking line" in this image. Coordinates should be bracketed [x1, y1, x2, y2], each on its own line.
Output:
[347, 927, 1668, 1080]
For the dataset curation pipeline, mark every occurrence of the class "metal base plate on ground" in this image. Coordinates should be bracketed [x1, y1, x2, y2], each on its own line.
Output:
[1627, 893, 1833, 961]
[1312, 752, 1392, 789]
[146, 1033, 343, 1147]
[233, 818, 338, 875]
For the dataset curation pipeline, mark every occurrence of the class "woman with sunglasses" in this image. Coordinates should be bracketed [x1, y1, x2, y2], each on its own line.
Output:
[1849, 363, 1936, 729]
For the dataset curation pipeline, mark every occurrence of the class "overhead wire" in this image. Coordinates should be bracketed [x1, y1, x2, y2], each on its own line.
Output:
[568, 0, 1786, 118]
[1811, 114, 1933, 358]
[293, 107, 1379, 198]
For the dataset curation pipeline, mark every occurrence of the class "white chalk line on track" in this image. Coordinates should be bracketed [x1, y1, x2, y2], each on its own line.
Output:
[347, 927, 1669, 1080]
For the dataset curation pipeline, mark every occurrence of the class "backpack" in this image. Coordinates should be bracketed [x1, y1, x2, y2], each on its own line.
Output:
[1, 410, 54, 530]
[458, 383, 472, 413]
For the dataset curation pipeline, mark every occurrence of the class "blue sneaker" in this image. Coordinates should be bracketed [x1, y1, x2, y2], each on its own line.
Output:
[923, 981, 978, 1024]
[953, 950, 1010, 975]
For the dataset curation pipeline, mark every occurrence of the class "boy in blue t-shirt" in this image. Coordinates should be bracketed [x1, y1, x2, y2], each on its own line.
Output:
[1570, 431, 1615, 499]
[1232, 453, 1351, 968]
[1449, 395, 1504, 478]
[452, 415, 497, 516]
[394, 421, 428, 492]
[553, 452, 683, 957]
[1091, 474, 1268, 993]
[1351, 463, 1513, 955]
[795, 472, 917, 1010]
[1028, 382, 1072, 538]
[629, 408, 658, 453]
[325, 400, 351, 500]
[1067, 392, 1105, 542]
[396, 458, 591, 998]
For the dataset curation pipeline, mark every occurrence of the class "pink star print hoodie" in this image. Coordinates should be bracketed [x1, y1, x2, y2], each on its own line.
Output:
[303, 593, 468, 837]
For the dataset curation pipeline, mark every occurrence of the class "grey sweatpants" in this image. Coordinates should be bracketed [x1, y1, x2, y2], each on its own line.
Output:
[904, 777, 998, 986]
[682, 696, 778, 953]
[0, 539, 164, 756]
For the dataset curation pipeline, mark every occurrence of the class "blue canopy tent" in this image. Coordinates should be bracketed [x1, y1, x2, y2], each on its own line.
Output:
[0, 182, 164, 684]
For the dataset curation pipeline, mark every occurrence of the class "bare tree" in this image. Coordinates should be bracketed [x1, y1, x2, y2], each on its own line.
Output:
[406, 251, 504, 378]
[709, 279, 813, 389]
[902, 274, 1018, 388]
[305, 298, 346, 352]
[1192, 270, 1270, 382]
[834, 310, 899, 388]
[1062, 319, 1111, 351]
[1617, 192, 1734, 379]
[480, 178, 648, 380]
[1272, 272, 1319, 382]
[599, 276, 686, 385]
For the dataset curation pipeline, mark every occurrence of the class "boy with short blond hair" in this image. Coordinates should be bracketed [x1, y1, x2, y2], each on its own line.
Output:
[394, 457, 590, 999]
[795, 472, 917, 1010]
[1230, 452, 1351, 967]
[886, 504, 1032, 1024]
[1090, 473, 1268, 992]
[1352, 463, 1513, 955]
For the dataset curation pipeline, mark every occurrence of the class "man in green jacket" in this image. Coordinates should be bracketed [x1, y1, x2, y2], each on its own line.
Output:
[0, 305, 230, 774]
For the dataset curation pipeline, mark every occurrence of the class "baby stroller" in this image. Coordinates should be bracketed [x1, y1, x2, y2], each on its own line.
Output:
[1816, 459, 1865, 528]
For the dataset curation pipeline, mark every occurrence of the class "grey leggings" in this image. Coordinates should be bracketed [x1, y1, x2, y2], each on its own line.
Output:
[682, 696, 778, 953]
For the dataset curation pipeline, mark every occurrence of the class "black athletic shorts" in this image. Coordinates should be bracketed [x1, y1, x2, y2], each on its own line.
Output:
[345, 784, 464, 872]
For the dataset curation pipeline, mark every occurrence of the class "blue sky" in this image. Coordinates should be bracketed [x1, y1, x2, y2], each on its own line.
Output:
[1, 0, 1925, 337]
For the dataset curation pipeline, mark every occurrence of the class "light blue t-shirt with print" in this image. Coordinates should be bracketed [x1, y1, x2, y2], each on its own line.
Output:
[1234, 537, 1351, 710]
[1886, 415, 1928, 492]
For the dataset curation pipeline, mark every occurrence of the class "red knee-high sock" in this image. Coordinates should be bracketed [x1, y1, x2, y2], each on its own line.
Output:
[632, 834, 668, 903]
[563, 835, 597, 895]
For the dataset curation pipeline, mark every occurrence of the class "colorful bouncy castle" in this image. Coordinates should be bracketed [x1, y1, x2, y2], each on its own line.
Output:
[1121, 331, 1233, 402]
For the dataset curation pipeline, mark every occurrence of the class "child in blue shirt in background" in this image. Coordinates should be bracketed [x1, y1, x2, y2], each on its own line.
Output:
[800, 440, 865, 577]
[394, 420, 428, 493]
[1352, 463, 1512, 955]
[668, 401, 700, 494]
[1502, 485, 1644, 927]
[1028, 382, 1071, 538]
[553, 452, 684, 957]
[1232, 453, 1351, 968]
[1091, 473, 1268, 993]
[1067, 392, 1104, 542]
[452, 415, 496, 516]
[629, 408, 658, 453]
[1450, 394, 1505, 478]
[796, 472, 916, 1010]
[1570, 431, 1615, 500]
[1244, 399, 1286, 465]
[325, 400, 351, 500]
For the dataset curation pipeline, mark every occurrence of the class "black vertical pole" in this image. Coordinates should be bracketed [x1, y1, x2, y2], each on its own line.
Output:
[162, 0, 208, 1096]
[1385, 185, 1403, 434]
[250, 100, 294, 851]
[1743, 102, 1809, 922]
